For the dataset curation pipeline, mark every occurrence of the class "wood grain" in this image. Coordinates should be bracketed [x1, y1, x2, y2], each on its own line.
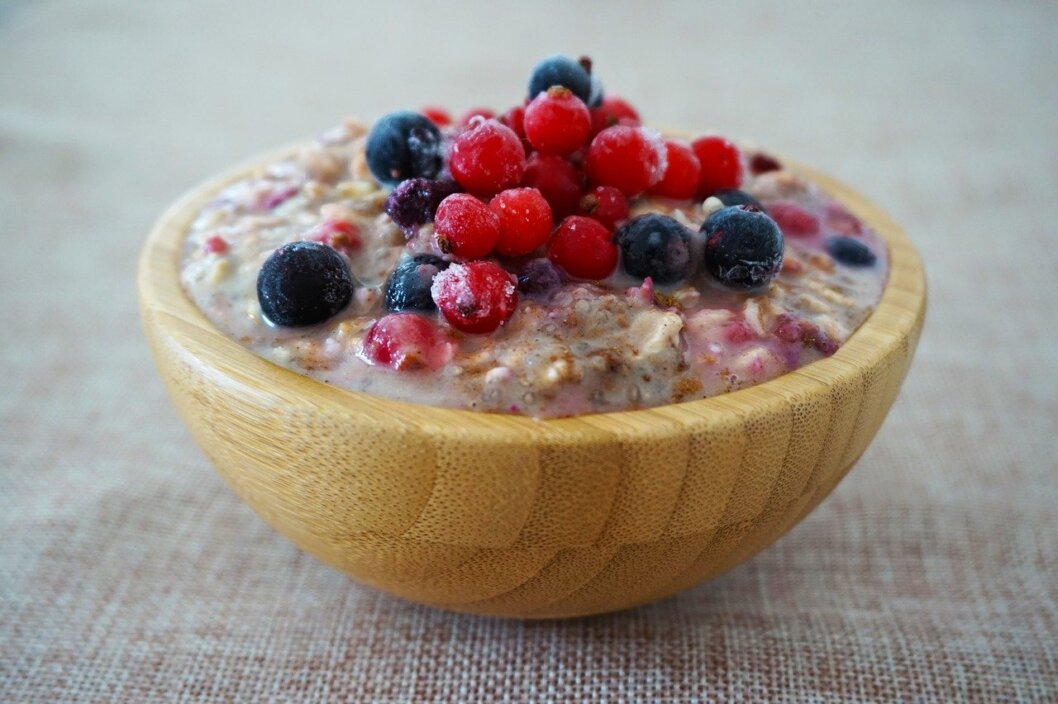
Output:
[138, 149, 926, 619]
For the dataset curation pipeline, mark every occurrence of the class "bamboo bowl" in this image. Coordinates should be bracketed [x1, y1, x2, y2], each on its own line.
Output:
[139, 148, 925, 619]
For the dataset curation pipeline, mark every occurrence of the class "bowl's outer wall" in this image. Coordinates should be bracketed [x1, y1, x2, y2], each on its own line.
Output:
[139, 151, 926, 618]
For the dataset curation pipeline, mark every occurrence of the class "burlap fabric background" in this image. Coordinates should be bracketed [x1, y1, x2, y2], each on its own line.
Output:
[2, 1, 1056, 701]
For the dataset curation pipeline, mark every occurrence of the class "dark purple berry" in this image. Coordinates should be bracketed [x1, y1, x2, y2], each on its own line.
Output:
[257, 242, 354, 327]
[517, 258, 562, 297]
[701, 205, 784, 290]
[528, 55, 592, 103]
[384, 178, 461, 236]
[407, 127, 441, 180]
[366, 111, 443, 186]
[384, 254, 450, 312]
[712, 189, 764, 211]
[826, 236, 876, 267]
[615, 214, 695, 285]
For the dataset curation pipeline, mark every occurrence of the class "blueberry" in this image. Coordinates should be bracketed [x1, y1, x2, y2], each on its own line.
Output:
[528, 55, 592, 104]
[701, 205, 784, 290]
[384, 178, 461, 236]
[615, 214, 695, 285]
[384, 254, 450, 312]
[365, 111, 442, 186]
[257, 242, 354, 326]
[588, 74, 604, 108]
[711, 189, 764, 211]
[517, 258, 563, 297]
[407, 127, 440, 175]
[826, 236, 876, 267]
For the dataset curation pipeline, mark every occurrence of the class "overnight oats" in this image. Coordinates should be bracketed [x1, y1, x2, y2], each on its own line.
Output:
[180, 56, 888, 419]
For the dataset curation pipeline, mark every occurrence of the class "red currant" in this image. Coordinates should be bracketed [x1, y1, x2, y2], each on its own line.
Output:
[749, 152, 782, 175]
[521, 153, 584, 218]
[585, 125, 665, 197]
[692, 135, 743, 198]
[823, 201, 864, 236]
[361, 313, 453, 370]
[433, 193, 500, 259]
[421, 106, 452, 127]
[448, 119, 526, 196]
[578, 186, 628, 229]
[547, 215, 617, 280]
[523, 86, 592, 156]
[649, 140, 701, 199]
[203, 234, 229, 254]
[431, 261, 518, 334]
[489, 187, 553, 256]
[590, 96, 641, 134]
[767, 201, 819, 238]
[723, 317, 756, 344]
[458, 107, 495, 126]
[773, 314, 836, 355]
[307, 219, 361, 254]
[499, 105, 526, 137]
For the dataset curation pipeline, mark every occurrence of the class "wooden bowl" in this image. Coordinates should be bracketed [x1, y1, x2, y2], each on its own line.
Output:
[139, 148, 926, 619]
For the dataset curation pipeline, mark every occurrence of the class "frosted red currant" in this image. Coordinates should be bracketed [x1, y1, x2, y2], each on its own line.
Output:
[489, 187, 554, 256]
[585, 125, 665, 197]
[590, 96, 641, 134]
[547, 215, 618, 280]
[692, 135, 743, 198]
[577, 186, 628, 229]
[433, 193, 501, 259]
[649, 140, 701, 199]
[431, 261, 519, 334]
[521, 153, 584, 218]
[523, 86, 592, 156]
[361, 313, 454, 371]
[448, 119, 527, 196]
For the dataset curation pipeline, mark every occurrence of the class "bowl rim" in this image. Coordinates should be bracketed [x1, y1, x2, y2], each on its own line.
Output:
[139, 142, 926, 441]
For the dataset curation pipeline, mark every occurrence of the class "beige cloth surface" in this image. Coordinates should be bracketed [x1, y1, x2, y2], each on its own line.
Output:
[2, 0, 1056, 701]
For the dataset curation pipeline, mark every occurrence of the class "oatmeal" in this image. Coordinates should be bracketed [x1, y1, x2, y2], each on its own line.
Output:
[180, 57, 888, 419]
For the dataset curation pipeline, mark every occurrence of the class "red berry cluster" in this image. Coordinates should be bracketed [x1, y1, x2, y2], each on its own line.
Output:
[364, 56, 756, 368]
[416, 83, 658, 306]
